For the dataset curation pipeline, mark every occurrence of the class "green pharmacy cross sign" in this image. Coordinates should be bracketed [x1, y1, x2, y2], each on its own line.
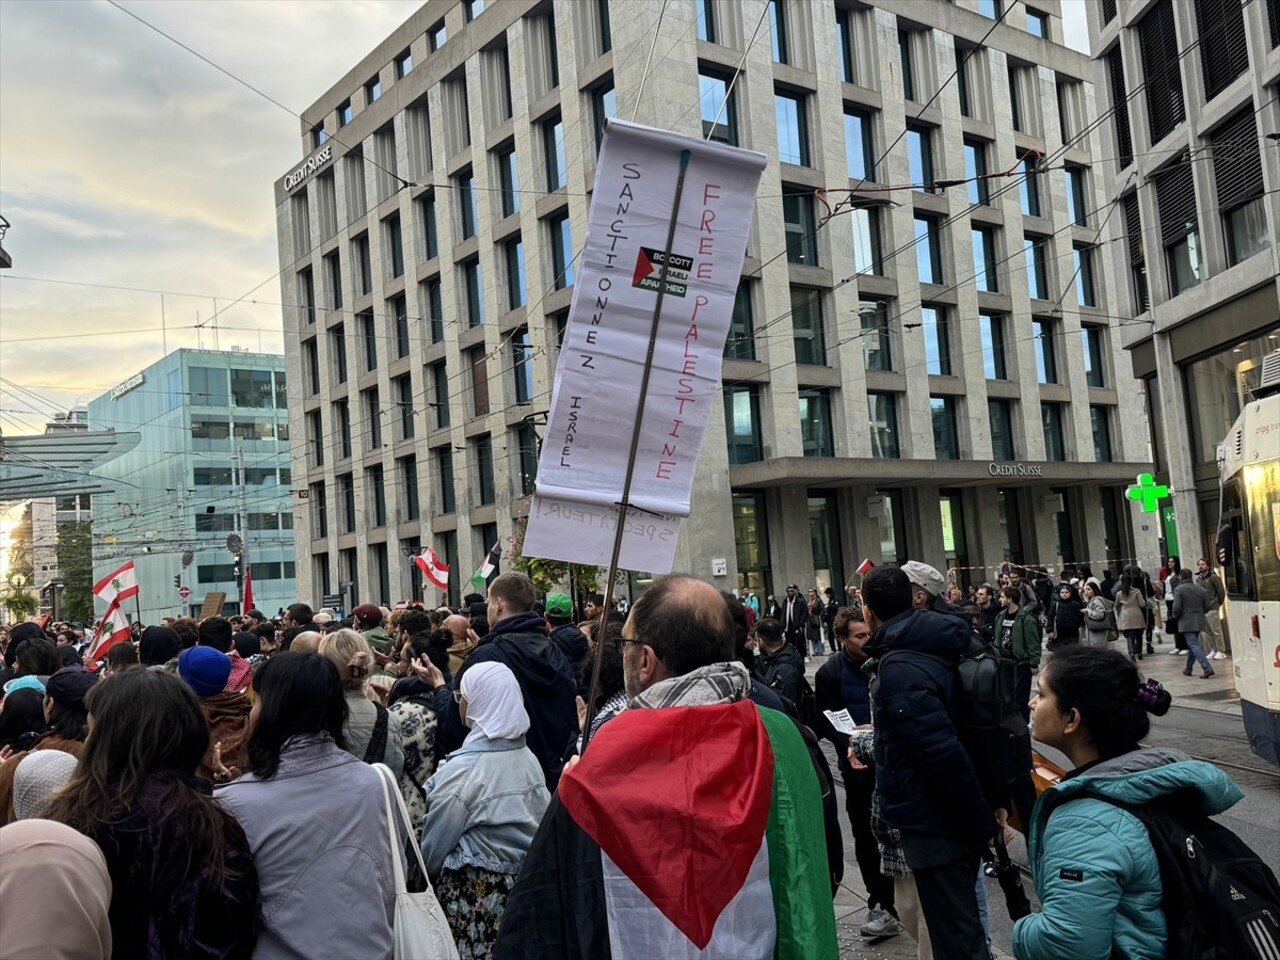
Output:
[1126, 473, 1169, 513]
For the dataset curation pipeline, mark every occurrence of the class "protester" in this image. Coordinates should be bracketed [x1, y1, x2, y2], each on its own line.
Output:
[441, 613, 478, 675]
[1171, 568, 1215, 679]
[420, 662, 549, 956]
[815, 605, 900, 942]
[544, 593, 589, 674]
[575, 619, 627, 747]
[1013, 646, 1242, 960]
[178, 646, 252, 784]
[0, 665, 95, 823]
[387, 629, 452, 828]
[1113, 570, 1149, 662]
[0, 687, 45, 751]
[750, 616, 804, 713]
[974, 583, 1001, 643]
[139, 625, 183, 668]
[0, 818, 113, 959]
[779, 583, 808, 656]
[218, 652, 399, 959]
[1046, 582, 1084, 651]
[495, 573, 838, 958]
[902, 561, 967, 621]
[1081, 579, 1113, 649]
[46, 669, 259, 959]
[998, 586, 1043, 723]
[352, 603, 394, 655]
[319, 628, 405, 776]
[101, 640, 140, 675]
[861, 566, 996, 960]
[11, 748, 78, 819]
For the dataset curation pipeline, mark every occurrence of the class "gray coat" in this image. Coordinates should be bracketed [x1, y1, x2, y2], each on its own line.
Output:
[1195, 570, 1225, 609]
[343, 692, 405, 777]
[1171, 580, 1209, 636]
[1113, 587, 1147, 632]
[218, 735, 398, 960]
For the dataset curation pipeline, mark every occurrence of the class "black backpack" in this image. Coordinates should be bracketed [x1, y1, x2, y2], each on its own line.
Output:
[1102, 793, 1280, 960]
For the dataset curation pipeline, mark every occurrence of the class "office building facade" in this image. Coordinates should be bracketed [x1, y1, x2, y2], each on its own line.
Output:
[88, 349, 296, 621]
[1087, 0, 1280, 565]
[277, 0, 1154, 606]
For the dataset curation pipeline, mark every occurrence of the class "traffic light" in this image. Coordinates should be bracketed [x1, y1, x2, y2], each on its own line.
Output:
[174, 575, 181, 588]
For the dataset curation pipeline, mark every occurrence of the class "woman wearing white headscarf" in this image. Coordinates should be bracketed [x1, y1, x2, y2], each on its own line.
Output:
[420, 661, 549, 958]
[0, 818, 113, 959]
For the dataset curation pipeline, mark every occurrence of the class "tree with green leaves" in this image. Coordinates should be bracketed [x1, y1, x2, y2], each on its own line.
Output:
[55, 520, 95, 623]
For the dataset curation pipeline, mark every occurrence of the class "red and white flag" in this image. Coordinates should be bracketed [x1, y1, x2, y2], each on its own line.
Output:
[413, 547, 450, 591]
[856, 558, 876, 575]
[243, 569, 254, 613]
[93, 560, 139, 606]
[89, 600, 132, 660]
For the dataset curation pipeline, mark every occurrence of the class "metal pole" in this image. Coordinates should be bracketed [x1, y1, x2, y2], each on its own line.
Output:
[178, 496, 190, 618]
[236, 447, 250, 612]
[582, 148, 692, 748]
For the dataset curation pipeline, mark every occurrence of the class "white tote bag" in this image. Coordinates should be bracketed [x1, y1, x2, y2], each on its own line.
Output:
[374, 763, 461, 960]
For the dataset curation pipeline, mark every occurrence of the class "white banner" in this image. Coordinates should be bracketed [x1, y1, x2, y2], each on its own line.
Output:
[522, 120, 765, 572]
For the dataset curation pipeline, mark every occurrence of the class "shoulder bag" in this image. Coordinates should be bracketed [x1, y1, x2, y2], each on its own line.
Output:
[373, 762, 460, 960]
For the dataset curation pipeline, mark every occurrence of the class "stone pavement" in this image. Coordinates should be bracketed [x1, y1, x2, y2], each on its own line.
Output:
[1122, 636, 1242, 718]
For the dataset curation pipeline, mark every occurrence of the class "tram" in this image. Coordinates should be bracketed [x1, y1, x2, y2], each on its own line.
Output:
[1217, 349, 1280, 768]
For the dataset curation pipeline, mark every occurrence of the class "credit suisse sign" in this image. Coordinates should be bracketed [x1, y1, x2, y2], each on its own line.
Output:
[987, 461, 1044, 477]
[284, 145, 333, 191]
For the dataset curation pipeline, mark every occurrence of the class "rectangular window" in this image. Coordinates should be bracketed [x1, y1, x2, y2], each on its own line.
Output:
[352, 233, 372, 297]
[1019, 158, 1041, 217]
[324, 252, 342, 311]
[516, 424, 538, 495]
[1064, 166, 1087, 225]
[724, 384, 763, 464]
[1091, 405, 1115, 457]
[465, 0, 485, 21]
[964, 140, 989, 205]
[799, 390, 834, 457]
[365, 75, 381, 105]
[335, 401, 352, 459]
[463, 258, 483, 327]
[365, 388, 382, 448]
[591, 81, 616, 152]
[302, 338, 319, 396]
[503, 236, 526, 310]
[359, 310, 377, 371]
[980, 314, 1007, 380]
[698, 70, 737, 145]
[1155, 158, 1200, 294]
[989, 399, 1015, 459]
[457, 170, 477, 240]
[497, 148, 519, 218]
[1124, 192, 1149, 311]
[428, 21, 446, 52]
[384, 213, 403, 279]
[922, 306, 951, 376]
[299, 268, 316, 325]
[436, 448, 456, 514]
[312, 125, 328, 148]
[1225, 197, 1270, 266]
[1034, 318, 1057, 383]
[394, 375, 414, 440]
[395, 49, 413, 79]
[725, 282, 755, 360]
[1025, 236, 1048, 299]
[1073, 245, 1096, 306]
[542, 113, 566, 191]
[368, 465, 387, 527]
[931, 396, 959, 460]
[1213, 110, 1269, 266]
[430, 361, 450, 429]
[899, 30, 915, 101]
[782, 190, 818, 266]
[836, 7, 855, 83]
[1106, 48, 1133, 169]
[475, 434, 496, 505]
[231, 369, 275, 408]
[696, 0, 715, 42]
[844, 109, 874, 181]
[191, 418, 231, 444]
[907, 126, 933, 190]
[307, 411, 324, 466]
[775, 91, 809, 166]
[423, 277, 443, 343]
[1042, 402, 1067, 461]
[915, 215, 942, 284]
[1138, 0, 1185, 143]
[550, 213, 574, 288]
[469, 348, 489, 417]
[851, 208, 882, 276]
[338, 99, 352, 127]
[791, 287, 826, 366]
[418, 194, 439, 259]
[598, 0, 612, 52]
[1082, 326, 1105, 387]
[868, 392, 899, 459]
[330, 327, 348, 384]
[859, 298, 892, 371]
[311, 481, 327, 537]
[512, 328, 534, 403]
[1026, 8, 1048, 36]
[338, 473, 356, 532]
[391, 294, 409, 359]
[972, 226, 997, 293]
[233, 419, 276, 442]
[979, 0, 999, 17]
[770, 0, 789, 63]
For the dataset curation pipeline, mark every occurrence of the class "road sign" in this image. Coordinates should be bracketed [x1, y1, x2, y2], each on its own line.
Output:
[178, 585, 191, 599]
[322, 594, 343, 608]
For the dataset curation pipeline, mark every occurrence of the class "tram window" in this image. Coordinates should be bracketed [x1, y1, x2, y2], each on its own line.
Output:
[1220, 479, 1253, 601]
[1245, 461, 1280, 602]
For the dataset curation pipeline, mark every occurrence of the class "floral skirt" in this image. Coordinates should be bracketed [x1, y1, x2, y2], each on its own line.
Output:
[437, 863, 516, 959]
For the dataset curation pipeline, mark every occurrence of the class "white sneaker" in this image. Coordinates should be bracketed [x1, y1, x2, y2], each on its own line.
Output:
[1169, 648, 1182, 655]
[860, 907, 903, 941]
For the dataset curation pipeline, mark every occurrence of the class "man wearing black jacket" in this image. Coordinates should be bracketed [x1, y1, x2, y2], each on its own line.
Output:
[863, 566, 996, 960]
[779, 584, 808, 655]
[750, 617, 804, 711]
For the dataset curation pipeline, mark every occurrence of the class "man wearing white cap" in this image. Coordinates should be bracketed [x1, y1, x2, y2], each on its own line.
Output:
[902, 561, 967, 622]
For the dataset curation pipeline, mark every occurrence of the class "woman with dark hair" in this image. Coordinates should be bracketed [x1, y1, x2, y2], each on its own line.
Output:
[101, 641, 140, 676]
[1113, 567, 1149, 662]
[139, 625, 183, 668]
[388, 630, 452, 829]
[1046, 581, 1084, 651]
[1013, 646, 1243, 960]
[0, 666, 96, 822]
[217, 652, 399, 959]
[45, 669, 259, 959]
[0, 688, 45, 752]
[13, 637, 60, 681]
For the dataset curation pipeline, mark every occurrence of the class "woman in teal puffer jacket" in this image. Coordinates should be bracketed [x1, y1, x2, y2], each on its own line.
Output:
[1013, 646, 1244, 960]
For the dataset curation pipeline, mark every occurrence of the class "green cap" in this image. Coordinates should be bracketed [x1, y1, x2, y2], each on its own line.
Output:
[545, 593, 574, 617]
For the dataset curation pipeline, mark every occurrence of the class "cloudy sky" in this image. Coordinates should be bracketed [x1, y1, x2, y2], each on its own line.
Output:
[0, 0, 1090, 432]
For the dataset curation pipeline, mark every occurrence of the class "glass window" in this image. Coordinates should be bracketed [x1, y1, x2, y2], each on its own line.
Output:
[192, 418, 231, 442]
[303, 338, 319, 395]
[1225, 197, 1270, 265]
[365, 388, 381, 447]
[465, 0, 485, 20]
[335, 402, 352, 459]
[1074, 245, 1096, 306]
[504, 236, 526, 310]
[1182, 331, 1278, 465]
[915, 215, 942, 284]
[844, 110, 874, 181]
[431, 361, 450, 429]
[724, 385, 762, 464]
[1064, 166, 1087, 224]
[298, 267, 316, 325]
[330, 328, 348, 384]
[922, 306, 951, 376]
[1034, 318, 1057, 383]
[931, 396, 959, 459]
[395, 49, 413, 79]
[390, 294, 409, 359]
[428, 21, 446, 51]
[550, 213, 574, 288]
[512, 329, 534, 403]
[307, 411, 323, 466]
[424, 277, 443, 343]
[312, 125, 328, 148]
[1042, 402, 1067, 461]
[769, 0, 788, 63]
[231, 369, 274, 408]
[338, 100, 352, 127]
[395, 375, 414, 439]
[1025, 236, 1048, 299]
[543, 114, 566, 190]
[851, 208, 882, 275]
[907, 126, 933, 190]
[1026, 7, 1048, 36]
[190, 366, 229, 406]
[899, 30, 915, 101]
[1020, 158, 1041, 216]
[592, 82, 616, 151]
[698, 70, 736, 145]
[860, 298, 892, 371]
[324, 252, 342, 310]
[836, 8, 855, 82]
[965, 140, 989, 205]
[516, 423, 538, 495]
[972, 226, 997, 292]
[783, 191, 818, 266]
[1090, 405, 1113, 462]
[989, 399, 1015, 459]
[419, 194, 438, 259]
[436, 448, 456, 514]
[868, 392, 900, 459]
[365, 75, 381, 104]
[352, 233, 372, 296]
[1167, 227, 1202, 295]
[497, 149, 519, 218]
[464, 259, 483, 327]
[384, 213, 403, 279]
[979, 0, 999, 17]
[476, 434, 495, 505]
[775, 91, 809, 166]
[457, 170, 477, 239]
[359, 310, 377, 371]
[696, 0, 715, 42]
[791, 288, 826, 366]
[799, 390, 834, 457]
[980, 314, 1007, 380]
[725, 282, 755, 360]
[167, 368, 182, 410]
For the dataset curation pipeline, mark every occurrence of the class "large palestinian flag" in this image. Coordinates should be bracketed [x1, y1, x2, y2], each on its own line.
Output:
[495, 699, 838, 959]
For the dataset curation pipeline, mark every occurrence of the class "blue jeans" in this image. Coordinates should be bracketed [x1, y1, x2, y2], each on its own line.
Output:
[1183, 632, 1213, 674]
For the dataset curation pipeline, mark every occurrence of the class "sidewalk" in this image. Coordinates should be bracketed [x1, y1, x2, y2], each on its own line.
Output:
[1126, 637, 1241, 718]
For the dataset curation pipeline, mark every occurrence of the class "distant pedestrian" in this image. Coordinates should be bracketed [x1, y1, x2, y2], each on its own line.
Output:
[806, 587, 826, 657]
[1195, 558, 1227, 660]
[1171, 569, 1214, 678]
[1080, 579, 1113, 649]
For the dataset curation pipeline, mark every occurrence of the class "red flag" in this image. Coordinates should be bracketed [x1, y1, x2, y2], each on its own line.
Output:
[413, 547, 450, 590]
[856, 558, 875, 575]
[243, 569, 254, 613]
[89, 599, 132, 660]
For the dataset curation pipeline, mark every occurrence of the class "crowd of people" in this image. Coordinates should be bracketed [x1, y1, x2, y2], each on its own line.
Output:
[0, 555, 1263, 959]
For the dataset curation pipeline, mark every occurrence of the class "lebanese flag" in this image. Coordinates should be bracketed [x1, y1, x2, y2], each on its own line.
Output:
[413, 547, 449, 591]
[495, 700, 838, 959]
[856, 557, 875, 575]
[242, 569, 254, 613]
[93, 559, 139, 606]
[89, 599, 132, 660]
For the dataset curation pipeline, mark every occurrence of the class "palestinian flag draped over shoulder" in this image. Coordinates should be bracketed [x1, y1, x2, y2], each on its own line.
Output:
[495, 699, 838, 959]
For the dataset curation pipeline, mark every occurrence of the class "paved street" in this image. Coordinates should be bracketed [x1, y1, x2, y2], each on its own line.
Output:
[808, 642, 1280, 959]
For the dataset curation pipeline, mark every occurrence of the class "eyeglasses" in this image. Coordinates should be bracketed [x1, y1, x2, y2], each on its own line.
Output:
[613, 636, 646, 653]
[452, 690, 464, 703]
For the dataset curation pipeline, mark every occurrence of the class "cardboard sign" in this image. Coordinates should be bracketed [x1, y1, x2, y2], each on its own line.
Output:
[199, 592, 226, 620]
